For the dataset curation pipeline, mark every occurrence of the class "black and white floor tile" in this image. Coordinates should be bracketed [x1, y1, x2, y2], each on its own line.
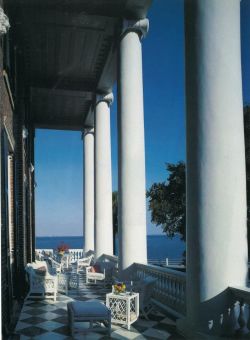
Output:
[11, 284, 184, 339]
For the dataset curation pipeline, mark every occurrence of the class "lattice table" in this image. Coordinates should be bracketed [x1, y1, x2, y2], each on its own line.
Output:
[106, 292, 139, 330]
[57, 272, 79, 295]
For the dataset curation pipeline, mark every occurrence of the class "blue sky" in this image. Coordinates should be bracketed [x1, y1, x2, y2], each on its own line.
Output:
[35, 0, 250, 237]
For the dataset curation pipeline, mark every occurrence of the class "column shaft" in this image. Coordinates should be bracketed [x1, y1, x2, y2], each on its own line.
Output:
[95, 96, 113, 258]
[118, 20, 148, 273]
[83, 128, 94, 253]
[183, 0, 248, 334]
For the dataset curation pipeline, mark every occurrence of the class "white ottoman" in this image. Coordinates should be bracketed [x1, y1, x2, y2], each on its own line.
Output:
[67, 300, 111, 336]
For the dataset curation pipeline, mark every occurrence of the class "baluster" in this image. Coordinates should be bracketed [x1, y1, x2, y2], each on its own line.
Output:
[161, 275, 165, 303]
[162, 274, 165, 300]
[172, 279, 176, 305]
[175, 280, 180, 307]
[155, 273, 159, 298]
[164, 275, 168, 303]
[176, 279, 180, 305]
[237, 300, 249, 336]
[167, 275, 172, 303]
[170, 277, 174, 305]
[163, 275, 168, 304]
[159, 274, 162, 297]
[180, 281, 185, 310]
[181, 281, 185, 310]
[159, 274, 163, 299]
[221, 303, 238, 337]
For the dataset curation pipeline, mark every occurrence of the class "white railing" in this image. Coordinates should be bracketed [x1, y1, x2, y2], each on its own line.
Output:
[36, 249, 54, 257]
[35, 249, 182, 268]
[132, 262, 186, 317]
[35, 248, 84, 263]
[148, 258, 184, 267]
[69, 249, 84, 261]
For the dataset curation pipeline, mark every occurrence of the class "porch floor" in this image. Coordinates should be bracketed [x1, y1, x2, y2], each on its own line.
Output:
[11, 283, 183, 339]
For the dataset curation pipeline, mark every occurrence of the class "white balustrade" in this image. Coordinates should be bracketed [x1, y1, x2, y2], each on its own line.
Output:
[35, 249, 84, 263]
[35, 249, 54, 258]
[132, 263, 186, 317]
[35, 250, 182, 268]
[194, 286, 250, 337]
[68, 249, 84, 262]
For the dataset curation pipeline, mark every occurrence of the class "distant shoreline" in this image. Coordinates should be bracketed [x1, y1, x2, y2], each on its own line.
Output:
[36, 234, 185, 259]
[36, 234, 166, 238]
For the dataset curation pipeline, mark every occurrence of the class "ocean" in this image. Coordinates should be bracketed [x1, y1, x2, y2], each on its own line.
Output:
[36, 234, 185, 260]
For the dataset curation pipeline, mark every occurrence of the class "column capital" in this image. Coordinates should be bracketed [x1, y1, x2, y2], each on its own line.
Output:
[0, 7, 10, 35]
[82, 127, 94, 139]
[96, 92, 114, 107]
[122, 18, 149, 39]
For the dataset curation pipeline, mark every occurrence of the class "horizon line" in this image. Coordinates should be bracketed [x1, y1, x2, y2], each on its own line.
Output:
[36, 234, 165, 237]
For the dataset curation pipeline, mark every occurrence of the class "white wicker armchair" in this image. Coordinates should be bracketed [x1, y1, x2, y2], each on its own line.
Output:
[76, 255, 94, 273]
[85, 266, 105, 284]
[25, 262, 58, 301]
[47, 256, 62, 273]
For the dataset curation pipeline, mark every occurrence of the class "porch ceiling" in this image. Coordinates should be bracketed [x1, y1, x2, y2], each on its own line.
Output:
[7, 0, 152, 130]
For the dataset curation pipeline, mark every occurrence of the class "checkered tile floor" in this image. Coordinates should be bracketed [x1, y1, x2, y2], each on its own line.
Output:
[11, 283, 184, 339]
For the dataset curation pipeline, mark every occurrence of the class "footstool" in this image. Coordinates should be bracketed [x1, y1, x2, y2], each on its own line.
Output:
[67, 301, 111, 336]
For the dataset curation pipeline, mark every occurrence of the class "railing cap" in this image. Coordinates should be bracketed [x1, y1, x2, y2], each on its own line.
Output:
[134, 262, 186, 279]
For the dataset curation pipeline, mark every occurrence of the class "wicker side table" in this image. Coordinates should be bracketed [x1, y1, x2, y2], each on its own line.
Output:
[106, 292, 139, 330]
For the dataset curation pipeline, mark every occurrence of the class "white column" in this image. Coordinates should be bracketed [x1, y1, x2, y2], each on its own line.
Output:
[178, 0, 248, 336]
[118, 19, 149, 273]
[94, 93, 113, 259]
[83, 128, 95, 253]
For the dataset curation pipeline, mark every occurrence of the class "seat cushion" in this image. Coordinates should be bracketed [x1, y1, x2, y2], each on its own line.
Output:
[68, 301, 110, 317]
[88, 272, 105, 280]
[90, 264, 101, 273]
[34, 266, 47, 275]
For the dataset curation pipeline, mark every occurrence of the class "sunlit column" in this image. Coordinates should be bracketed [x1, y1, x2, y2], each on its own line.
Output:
[83, 128, 95, 253]
[118, 19, 149, 274]
[94, 93, 113, 259]
[178, 0, 248, 336]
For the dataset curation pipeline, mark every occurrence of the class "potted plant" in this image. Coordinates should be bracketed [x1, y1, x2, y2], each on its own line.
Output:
[113, 282, 126, 294]
[56, 242, 69, 256]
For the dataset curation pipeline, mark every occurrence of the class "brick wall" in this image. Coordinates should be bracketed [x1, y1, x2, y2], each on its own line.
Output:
[1, 50, 16, 335]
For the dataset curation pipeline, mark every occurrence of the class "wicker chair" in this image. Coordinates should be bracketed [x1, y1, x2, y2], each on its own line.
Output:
[47, 256, 62, 273]
[75, 254, 94, 273]
[25, 262, 58, 301]
[85, 266, 105, 284]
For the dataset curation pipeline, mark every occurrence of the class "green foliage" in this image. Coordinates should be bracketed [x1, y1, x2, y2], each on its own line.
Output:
[112, 191, 118, 235]
[146, 162, 186, 240]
